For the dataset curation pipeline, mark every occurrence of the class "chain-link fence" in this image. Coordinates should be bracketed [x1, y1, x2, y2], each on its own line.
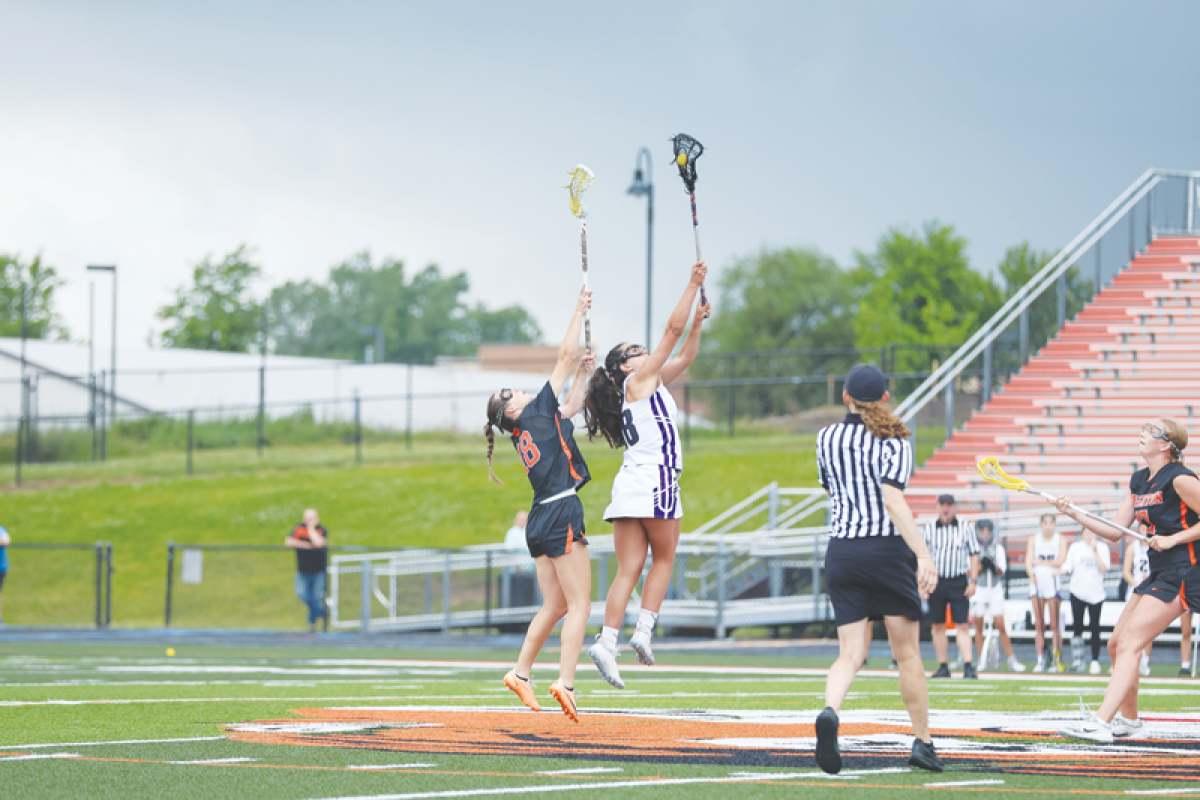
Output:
[2, 542, 113, 627]
[163, 543, 405, 630]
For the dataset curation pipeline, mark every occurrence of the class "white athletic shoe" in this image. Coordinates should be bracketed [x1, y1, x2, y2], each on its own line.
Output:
[1032, 655, 1046, 674]
[629, 629, 655, 666]
[1008, 657, 1027, 673]
[1089, 660, 1102, 675]
[1139, 654, 1152, 677]
[587, 637, 625, 689]
[1058, 713, 1114, 744]
[1111, 714, 1145, 738]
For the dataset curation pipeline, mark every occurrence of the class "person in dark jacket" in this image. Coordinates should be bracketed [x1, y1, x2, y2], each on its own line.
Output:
[286, 508, 328, 632]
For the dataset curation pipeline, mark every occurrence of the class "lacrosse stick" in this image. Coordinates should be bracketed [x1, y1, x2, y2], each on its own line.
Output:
[670, 133, 710, 316]
[566, 165, 596, 350]
[976, 458, 1149, 543]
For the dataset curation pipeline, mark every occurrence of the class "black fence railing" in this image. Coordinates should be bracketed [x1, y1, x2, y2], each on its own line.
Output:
[3, 542, 113, 627]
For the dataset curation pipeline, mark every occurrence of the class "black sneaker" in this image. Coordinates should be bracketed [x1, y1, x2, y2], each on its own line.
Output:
[889, 659, 898, 670]
[963, 663, 977, 679]
[909, 738, 944, 772]
[931, 663, 951, 679]
[1180, 667, 1192, 678]
[814, 706, 842, 774]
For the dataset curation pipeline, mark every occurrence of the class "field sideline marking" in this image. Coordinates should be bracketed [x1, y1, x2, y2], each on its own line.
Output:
[534, 768, 624, 775]
[0, 736, 223, 749]
[926, 780, 1006, 788]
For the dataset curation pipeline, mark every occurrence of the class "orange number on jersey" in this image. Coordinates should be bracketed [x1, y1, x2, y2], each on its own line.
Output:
[1134, 509, 1156, 537]
[517, 431, 541, 471]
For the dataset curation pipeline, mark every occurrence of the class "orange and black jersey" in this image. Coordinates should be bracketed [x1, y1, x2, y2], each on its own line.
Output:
[511, 382, 591, 505]
[1131, 461, 1200, 571]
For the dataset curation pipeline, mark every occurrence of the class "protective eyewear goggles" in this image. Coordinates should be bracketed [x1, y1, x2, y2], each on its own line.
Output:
[1142, 423, 1181, 456]
[492, 389, 513, 427]
[617, 344, 647, 366]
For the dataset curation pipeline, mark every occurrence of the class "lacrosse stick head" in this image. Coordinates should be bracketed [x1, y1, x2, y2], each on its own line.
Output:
[566, 164, 595, 219]
[976, 458, 1031, 492]
[671, 133, 703, 193]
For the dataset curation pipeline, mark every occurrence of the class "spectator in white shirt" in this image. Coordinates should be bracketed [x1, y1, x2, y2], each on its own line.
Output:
[1063, 528, 1111, 674]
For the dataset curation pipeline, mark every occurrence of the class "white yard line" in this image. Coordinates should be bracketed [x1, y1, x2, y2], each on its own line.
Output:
[348, 764, 437, 770]
[0, 753, 80, 761]
[0, 696, 435, 707]
[925, 779, 1006, 788]
[304, 774, 848, 800]
[533, 768, 624, 775]
[166, 757, 259, 765]
[1124, 789, 1200, 796]
[0, 736, 224, 750]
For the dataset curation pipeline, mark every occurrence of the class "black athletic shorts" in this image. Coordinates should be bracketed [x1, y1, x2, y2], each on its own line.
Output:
[1133, 565, 1200, 610]
[825, 535, 922, 627]
[927, 575, 970, 626]
[525, 494, 587, 559]
[0, 570, 5, 592]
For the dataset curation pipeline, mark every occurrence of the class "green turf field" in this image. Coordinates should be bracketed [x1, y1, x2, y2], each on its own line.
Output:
[3, 640, 1199, 799]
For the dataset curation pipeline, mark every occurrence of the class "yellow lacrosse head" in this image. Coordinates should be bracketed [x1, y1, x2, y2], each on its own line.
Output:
[566, 164, 595, 219]
[976, 458, 1030, 491]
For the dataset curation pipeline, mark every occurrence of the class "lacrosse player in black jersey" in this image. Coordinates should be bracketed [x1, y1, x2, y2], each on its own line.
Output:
[1050, 418, 1200, 742]
[485, 286, 595, 722]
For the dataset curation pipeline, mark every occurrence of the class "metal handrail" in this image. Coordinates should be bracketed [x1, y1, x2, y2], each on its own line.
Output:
[894, 168, 1200, 425]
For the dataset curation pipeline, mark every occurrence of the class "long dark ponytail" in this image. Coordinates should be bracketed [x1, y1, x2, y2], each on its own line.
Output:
[484, 391, 517, 486]
[584, 344, 629, 448]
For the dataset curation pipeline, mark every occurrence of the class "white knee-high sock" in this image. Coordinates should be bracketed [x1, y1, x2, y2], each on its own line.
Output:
[600, 626, 619, 650]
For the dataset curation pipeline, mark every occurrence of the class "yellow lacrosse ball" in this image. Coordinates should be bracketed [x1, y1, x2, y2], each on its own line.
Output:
[166, 648, 176, 657]
[676, 153, 688, 167]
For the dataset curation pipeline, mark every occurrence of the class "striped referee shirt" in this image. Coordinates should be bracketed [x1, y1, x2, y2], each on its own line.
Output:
[921, 519, 980, 579]
[816, 413, 914, 539]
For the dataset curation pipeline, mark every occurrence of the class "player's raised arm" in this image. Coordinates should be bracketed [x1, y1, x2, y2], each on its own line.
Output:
[627, 261, 705, 399]
[550, 286, 592, 397]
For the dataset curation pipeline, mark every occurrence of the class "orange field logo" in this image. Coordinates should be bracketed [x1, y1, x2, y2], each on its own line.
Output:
[225, 706, 1200, 782]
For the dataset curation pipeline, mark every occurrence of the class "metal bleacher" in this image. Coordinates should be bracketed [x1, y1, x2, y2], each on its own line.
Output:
[911, 236, 1200, 512]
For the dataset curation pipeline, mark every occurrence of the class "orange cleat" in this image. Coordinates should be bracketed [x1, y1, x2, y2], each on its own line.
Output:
[549, 680, 580, 723]
[503, 670, 541, 712]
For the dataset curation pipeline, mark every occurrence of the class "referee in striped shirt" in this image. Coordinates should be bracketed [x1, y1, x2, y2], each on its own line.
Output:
[922, 495, 981, 679]
[813, 364, 943, 775]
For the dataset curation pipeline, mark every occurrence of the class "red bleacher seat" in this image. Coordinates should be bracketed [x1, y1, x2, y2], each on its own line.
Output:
[910, 237, 1200, 519]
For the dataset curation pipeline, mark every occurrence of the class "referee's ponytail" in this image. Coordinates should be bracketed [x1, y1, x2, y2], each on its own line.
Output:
[856, 399, 911, 440]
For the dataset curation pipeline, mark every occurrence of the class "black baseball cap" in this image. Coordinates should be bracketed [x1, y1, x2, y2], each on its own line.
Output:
[845, 364, 886, 403]
[936, 494, 956, 505]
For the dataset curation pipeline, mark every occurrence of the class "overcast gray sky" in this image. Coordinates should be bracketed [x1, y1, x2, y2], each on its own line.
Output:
[2, 1, 1197, 362]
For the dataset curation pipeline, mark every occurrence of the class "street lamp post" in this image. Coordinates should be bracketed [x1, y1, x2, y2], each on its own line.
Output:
[87, 265, 116, 452]
[627, 148, 654, 348]
[359, 325, 384, 364]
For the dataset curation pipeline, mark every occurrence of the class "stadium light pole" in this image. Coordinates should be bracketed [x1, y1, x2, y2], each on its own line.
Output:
[627, 148, 654, 348]
[87, 265, 116, 428]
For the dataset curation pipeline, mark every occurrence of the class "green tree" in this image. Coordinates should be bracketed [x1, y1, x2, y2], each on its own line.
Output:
[690, 246, 865, 415]
[268, 252, 541, 364]
[462, 304, 542, 347]
[158, 246, 263, 352]
[0, 253, 67, 339]
[997, 242, 1092, 363]
[853, 222, 1002, 372]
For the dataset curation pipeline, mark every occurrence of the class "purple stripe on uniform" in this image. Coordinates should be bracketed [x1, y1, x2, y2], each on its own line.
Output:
[654, 464, 667, 519]
[650, 392, 680, 473]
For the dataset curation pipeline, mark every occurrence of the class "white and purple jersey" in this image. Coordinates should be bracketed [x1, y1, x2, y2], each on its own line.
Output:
[603, 384, 684, 521]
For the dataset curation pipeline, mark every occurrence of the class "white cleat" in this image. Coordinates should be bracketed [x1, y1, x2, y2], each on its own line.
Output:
[587, 638, 625, 689]
[629, 630, 655, 666]
[1089, 660, 1102, 675]
[1058, 713, 1114, 744]
[1008, 657, 1027, 673]
[1111, 714, 1145, 739]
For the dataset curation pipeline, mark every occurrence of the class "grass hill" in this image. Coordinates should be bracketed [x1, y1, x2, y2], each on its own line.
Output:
[0, 428, 943, 627]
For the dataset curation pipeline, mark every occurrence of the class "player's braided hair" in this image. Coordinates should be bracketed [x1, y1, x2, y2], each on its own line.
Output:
[484, 391, 517, 486]
[583, 344, 629, 448]
[854, 398, 911, 441]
